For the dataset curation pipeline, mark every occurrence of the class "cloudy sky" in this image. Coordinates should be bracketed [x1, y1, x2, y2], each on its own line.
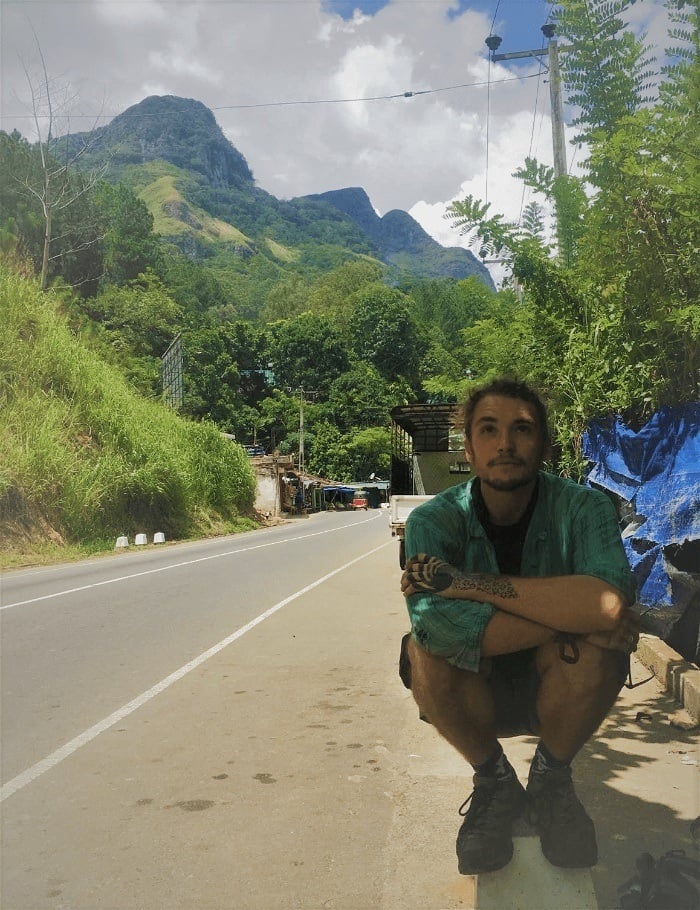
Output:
[1, 0, 668, 270]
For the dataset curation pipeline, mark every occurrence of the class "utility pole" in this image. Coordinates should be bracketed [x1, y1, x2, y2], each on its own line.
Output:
[543, 25, 568, 183]
[288, 387, 318, 473]
[486, 25, 570, 247]
[299, 388, 305, 473]
[486, 25, 567, 181]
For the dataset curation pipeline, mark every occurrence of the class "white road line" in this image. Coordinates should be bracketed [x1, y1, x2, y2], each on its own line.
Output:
[0, 539, 391, 803]
[1, 513, 381, 610]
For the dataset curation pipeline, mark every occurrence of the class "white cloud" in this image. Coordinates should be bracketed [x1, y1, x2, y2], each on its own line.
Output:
[148, 51, 221, 85]
[93, 0, 167, 26]
[318, 8, 372, 41]
[331, 36, 412, 126]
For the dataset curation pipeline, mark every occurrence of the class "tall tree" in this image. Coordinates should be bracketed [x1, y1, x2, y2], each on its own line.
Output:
[269, 312, 350, 392]
[96, 183, 161, 286]
[348, 283, 427, 389]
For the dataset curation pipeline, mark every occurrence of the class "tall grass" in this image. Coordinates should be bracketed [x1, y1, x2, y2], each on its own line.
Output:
[0, 266, 256, 550]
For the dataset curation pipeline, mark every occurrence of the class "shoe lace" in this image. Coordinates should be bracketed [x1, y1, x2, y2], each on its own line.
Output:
[459, 791, 477, 817]
[458, 778, 512, 833]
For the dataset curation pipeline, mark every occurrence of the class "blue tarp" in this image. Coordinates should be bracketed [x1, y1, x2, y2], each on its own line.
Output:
[583, 404, 700, 661]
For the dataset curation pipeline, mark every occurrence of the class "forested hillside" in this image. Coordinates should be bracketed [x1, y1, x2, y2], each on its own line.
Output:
[55, 93, 494, 296]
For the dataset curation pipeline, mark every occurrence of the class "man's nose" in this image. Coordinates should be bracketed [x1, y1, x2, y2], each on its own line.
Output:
[497, 431, 515, 452]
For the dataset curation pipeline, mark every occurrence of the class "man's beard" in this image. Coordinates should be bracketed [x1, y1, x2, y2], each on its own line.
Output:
[482, 474, 537, 492]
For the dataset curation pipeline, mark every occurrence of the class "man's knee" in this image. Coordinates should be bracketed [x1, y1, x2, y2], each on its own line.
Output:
[403, 636, 485, 717]
[538, 638, 627, 698]
[406, 636, 458, 691]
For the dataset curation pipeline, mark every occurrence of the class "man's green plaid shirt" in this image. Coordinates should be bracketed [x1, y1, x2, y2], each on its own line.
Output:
[405, 471, 634, 672]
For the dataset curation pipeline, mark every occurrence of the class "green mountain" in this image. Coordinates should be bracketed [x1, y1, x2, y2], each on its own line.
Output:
[66, 95, 494, 291]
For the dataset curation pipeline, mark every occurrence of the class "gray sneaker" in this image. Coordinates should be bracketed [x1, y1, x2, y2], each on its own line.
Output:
[456, 773, 527, 874]
[527, 764, 598, 867]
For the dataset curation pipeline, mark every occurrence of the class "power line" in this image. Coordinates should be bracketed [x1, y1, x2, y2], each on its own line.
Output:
[518, 63, 545, 227]
[214, 72, 540, 108]
[0, 72, 542, 123]
[484, 0, 502, 205]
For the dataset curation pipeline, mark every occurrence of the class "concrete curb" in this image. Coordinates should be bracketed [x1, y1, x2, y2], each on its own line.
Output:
[635, 633, 700, 726]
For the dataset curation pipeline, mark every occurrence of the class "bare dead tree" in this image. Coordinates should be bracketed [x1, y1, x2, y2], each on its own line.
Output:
[18, 31, 107, 290]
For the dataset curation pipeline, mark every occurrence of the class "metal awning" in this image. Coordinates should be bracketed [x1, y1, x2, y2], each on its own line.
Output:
[390, 403, 459, 452]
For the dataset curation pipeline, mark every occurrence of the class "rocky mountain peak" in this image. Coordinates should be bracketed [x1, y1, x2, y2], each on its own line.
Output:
[93, 95, 255, 189]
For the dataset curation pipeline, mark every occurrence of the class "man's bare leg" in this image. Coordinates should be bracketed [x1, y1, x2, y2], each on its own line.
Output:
[405, 637, 527, 874]
[528, 638, 625, 868]
[534, 638, 624, 760]
[405, 635, 626, 871]
[406, 636, 499, 765]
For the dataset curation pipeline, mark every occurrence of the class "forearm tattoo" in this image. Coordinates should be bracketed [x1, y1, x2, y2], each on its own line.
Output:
[405, 555, 517, 599]
[455, 572, 518, 599]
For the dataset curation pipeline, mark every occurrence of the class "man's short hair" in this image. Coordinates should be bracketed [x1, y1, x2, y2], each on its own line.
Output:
[461, 377, 551, 449]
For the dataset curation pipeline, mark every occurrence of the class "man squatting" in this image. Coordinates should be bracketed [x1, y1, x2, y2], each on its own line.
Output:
[400, 378, 638, 875]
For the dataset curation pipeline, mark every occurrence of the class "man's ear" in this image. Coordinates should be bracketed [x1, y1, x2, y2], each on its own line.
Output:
[464, 438, 473, 462]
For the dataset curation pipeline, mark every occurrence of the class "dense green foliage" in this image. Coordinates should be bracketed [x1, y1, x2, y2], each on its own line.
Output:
[445, 0, 699, 474]
[0, 127, 503, 491]
[0, 267, 256, 550]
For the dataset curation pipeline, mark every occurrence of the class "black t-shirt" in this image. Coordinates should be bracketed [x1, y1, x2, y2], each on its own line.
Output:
[473, 477, 540, 675]
[472, 477, 539, 576]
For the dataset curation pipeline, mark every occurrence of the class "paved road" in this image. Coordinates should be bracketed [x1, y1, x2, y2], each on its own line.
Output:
[1, 511, 468, 910]
[1, 512, 696, 909]
[1, 512, 390, 787]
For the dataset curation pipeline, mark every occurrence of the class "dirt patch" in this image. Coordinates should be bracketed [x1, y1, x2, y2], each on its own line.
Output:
[253, 509, 288, 527]
[0, 487, 65, 552]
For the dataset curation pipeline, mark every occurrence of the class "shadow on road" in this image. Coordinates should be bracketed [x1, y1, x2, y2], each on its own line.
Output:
[577, 682, 698, 909]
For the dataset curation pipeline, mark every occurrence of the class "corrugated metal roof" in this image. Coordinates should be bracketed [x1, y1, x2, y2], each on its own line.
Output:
[390, 403, 459, 448]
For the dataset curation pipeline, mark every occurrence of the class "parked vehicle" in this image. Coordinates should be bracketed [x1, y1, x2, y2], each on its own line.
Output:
[243, 444, 266, 456]
[352, 491, 369, 510]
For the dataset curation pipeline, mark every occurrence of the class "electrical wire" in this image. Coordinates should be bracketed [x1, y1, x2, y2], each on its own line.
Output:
[1, 72, 541, 123]
[517, 69, 542, 226]
[517, 33, 550, 226]
[484, 0, 502, 206]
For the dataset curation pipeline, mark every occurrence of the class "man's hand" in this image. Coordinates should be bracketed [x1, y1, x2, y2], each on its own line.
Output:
[584, 608, 640, 654]
[401, 554, 518, 600]
[401, 554, 459, 595]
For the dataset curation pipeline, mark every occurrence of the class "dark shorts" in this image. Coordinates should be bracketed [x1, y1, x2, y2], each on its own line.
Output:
[484, 647, 628, 735]
[483, 649, 541, 737]
[398, 633, 539, 736]
[398, 633, 628, 738]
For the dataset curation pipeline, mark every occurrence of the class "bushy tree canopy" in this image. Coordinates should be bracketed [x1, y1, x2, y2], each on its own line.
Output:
[348, 283, 427, 388]
[270, 311, 350, 392]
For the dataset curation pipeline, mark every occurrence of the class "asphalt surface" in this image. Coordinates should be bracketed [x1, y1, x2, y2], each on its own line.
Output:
[1, 511, 697, 909]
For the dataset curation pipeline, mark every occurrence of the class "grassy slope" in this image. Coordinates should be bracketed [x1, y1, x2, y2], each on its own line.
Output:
[138, 173, 254, 246]
[0, 266, 258, 563]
